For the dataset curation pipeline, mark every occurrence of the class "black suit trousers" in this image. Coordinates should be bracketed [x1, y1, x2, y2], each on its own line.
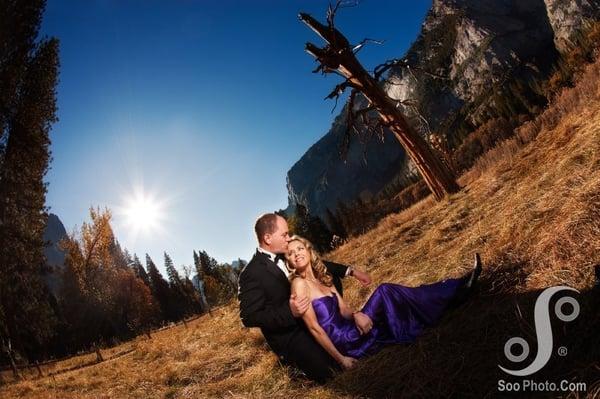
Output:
[282, 329, 341, 383]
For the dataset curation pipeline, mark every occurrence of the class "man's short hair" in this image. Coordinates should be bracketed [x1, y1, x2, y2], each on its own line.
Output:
[255, 213, 280, 243]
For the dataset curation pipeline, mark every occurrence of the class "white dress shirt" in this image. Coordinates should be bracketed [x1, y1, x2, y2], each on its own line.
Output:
[257, 247, 290, 277]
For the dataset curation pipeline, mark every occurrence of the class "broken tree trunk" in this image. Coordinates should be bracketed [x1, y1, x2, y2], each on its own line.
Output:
[300, 12, 460, 200]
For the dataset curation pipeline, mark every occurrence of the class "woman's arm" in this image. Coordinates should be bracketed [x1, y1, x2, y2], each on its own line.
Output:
[291, 279, 356, 369]
[330, 284, 354, 319]
[331, 284, 373, 335]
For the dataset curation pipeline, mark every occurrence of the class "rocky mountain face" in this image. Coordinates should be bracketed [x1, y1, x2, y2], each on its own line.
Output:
[545, 0, 598, 50]
[42, 213, 67, 296]
[286, 0, 599, 222]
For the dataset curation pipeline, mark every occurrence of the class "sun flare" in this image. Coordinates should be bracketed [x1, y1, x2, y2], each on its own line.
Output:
[123, 191, 162, 233]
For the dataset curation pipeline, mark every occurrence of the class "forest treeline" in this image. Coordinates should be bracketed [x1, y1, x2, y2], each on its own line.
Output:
[0, 0, 239, 372]
[55, 207, 240, 357]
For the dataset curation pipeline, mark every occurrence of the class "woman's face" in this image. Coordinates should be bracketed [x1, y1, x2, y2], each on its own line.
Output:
[286, 240, 310, 271]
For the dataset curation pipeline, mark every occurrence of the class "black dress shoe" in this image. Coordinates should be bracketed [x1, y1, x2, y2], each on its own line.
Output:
[448, 254, 483, 309]
[466, 253, 483, 289]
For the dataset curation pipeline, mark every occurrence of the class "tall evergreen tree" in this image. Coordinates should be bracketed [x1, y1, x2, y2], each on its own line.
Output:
[132, 254, 150, 287]
[191, 250, 209, 310]
[164, 252, 182, 287]
[110, 240, 129, 269]
[197, 250, 236, 306]
[192, 250, 203, 280]
[164, 252, 187, 319]
[0, 0, 59, 360]
[145, 254, 173, 321]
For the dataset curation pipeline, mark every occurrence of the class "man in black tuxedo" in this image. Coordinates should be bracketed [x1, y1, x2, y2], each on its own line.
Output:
[238, 213, 371, 382]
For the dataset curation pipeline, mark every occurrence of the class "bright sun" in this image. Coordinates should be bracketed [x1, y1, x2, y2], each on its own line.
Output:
[123, 192, 162, 233]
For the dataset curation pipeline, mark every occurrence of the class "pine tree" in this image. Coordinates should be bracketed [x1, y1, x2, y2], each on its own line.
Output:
[0, 0, 59, 360]
[110, 240, 129, 269]
[181, 276, 204, 314]
[192, 250, 210, 311]
[193, 250, 205, 281]
[164, 252, 187, 319]
[164, 252, 182, 287]
[132, 254, 151, 287]
[197, 250, 236, 306]
[145, 254, 173, 322]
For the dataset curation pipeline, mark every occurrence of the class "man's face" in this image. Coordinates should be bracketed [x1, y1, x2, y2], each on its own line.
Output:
[266, 216, 290, 254]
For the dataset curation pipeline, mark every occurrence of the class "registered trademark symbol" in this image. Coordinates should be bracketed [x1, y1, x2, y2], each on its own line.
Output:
[557, 346, 568, 356]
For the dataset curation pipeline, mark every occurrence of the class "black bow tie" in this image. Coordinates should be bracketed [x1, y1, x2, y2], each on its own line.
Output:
[273, 254, 285, 264]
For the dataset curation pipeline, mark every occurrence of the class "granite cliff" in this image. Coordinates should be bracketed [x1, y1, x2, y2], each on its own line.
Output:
[287, 0, 599, 221]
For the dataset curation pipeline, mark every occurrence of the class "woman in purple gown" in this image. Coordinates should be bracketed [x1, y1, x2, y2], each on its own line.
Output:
[285, 235, 482, 370]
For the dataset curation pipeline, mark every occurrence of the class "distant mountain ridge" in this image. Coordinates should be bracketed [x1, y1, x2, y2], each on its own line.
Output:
[286, 0, 599, 222]
[42, 213, 67, 296]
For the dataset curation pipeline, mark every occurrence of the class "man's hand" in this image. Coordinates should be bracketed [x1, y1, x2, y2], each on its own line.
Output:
[352, 268, 372, 287]
[353, 311, 373, 335]
[289, 293, 309, 318]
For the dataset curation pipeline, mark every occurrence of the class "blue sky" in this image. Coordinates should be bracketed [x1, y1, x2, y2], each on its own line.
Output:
[41, 0, 431, 273]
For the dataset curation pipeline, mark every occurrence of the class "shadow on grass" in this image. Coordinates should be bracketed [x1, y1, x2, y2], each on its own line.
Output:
[325, 278, 600, 398]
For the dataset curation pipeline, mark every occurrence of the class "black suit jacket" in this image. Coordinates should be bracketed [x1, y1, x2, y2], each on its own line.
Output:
[238, 250, 348, 357]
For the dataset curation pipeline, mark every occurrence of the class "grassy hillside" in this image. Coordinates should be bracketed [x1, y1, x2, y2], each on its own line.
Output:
[3, 56, 600, 399]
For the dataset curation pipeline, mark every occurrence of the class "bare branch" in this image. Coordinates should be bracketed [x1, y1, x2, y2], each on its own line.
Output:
[325, 79, 356, 113]
[338, 89, 359, 159]
[299, 13, 350, 48]
[345, 89, 359, 130]
[392, 98, 433, 136]
[374, 58, 450, 82]
[311, 63, 325, 74]
[410, 103, 433, 135]
[411, 65, 449, 80]
[327, 0, 359, 29]
[352, 38, 384, 54]
[374, 58, 407, 81]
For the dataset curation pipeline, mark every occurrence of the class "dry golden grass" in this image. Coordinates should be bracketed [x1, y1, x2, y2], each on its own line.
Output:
[3, 56, 600, 399]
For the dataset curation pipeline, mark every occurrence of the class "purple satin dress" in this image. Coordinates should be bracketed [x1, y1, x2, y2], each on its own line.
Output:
[311, 277, 466, 358]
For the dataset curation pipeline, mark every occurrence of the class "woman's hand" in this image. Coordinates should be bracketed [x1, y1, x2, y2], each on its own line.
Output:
[353, 311, 373, 335]
[339, 355, 358, 370]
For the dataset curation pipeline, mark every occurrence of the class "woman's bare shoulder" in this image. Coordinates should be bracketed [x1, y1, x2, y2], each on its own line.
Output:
[291, 276, 307, 289]
[291, 277, 311, 295]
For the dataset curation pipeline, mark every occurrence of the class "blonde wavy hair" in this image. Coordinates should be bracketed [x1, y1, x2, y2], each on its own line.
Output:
[287, 235, 333, 287]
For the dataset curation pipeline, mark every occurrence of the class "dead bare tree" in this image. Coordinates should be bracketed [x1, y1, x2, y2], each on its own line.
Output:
[299, 2, 460, 200]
